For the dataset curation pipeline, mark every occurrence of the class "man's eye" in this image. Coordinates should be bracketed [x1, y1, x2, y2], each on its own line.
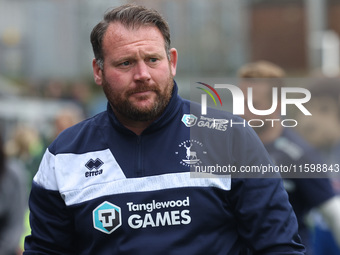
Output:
[120, 61, 130, 66]
[149, 58, 158, 63]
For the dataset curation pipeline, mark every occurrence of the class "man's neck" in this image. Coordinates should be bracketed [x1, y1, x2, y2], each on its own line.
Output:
[112, 109, 154, 136]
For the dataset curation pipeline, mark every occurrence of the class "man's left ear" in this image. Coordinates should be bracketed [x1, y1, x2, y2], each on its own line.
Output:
[169, 48, 178, 77]
[92, 58, 103, 86]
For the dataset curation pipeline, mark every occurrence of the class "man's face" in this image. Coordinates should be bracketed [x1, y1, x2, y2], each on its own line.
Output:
[295, 97, 340, 148]
[93, 22, 177, 121]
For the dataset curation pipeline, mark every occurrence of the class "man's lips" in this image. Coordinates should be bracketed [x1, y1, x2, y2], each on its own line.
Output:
[128, 90, 157, 101]
[128, 87, 157, 96]
[132, 90, 153, 95]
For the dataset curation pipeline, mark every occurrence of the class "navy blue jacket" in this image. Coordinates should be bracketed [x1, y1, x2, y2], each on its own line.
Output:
[265, 128, 335, 251]
[24, 82, 305, 254]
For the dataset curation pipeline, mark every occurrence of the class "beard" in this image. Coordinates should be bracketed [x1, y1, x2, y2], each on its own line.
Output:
[102, 73, 174, 122]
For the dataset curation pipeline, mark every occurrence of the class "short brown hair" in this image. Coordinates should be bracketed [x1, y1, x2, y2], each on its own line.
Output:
[238, 60, 285, 79]
[238, 61, 286, 90]
[90, 4, 171, 69]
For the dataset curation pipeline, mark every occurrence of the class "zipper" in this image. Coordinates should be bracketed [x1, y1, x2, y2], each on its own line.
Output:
[136, 135, 143, 176]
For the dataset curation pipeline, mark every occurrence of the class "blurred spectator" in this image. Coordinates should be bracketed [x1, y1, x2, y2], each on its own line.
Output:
[0, 133, 27, 255]
[5, 125, 45, 184]
[295, 77, 340, 255]
[70, 80, 92, 117]
[43, 79, 68, 99]
[238, 61, 340, 255]
[53, 106, 85, 139]
[296, 78, 340, 172]
[14, 107, 85, 253]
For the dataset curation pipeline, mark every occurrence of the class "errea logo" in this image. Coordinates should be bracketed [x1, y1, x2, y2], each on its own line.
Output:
[93, 201, 122, 234]
[85, 158, 104, 178]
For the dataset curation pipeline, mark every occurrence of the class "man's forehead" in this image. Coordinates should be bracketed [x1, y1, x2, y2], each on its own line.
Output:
[240, 79, 273, 90]
[104, 22, 162, 40]
[101, 22, 164, 51]
[100, 22, 167, 61]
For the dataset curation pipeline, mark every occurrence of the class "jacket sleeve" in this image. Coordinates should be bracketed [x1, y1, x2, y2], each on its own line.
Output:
[24, 149, 76, 255]
[229, 123, 305, 254]
[230, 178, 305, 254]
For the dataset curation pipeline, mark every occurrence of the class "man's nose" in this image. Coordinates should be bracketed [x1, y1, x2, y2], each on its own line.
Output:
[133, 61, 151, 82]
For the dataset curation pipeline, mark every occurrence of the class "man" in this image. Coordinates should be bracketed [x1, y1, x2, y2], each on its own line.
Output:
[24, 5, 304, 254]
[238, 61, 340, 254]
[295, 78, 340, 255]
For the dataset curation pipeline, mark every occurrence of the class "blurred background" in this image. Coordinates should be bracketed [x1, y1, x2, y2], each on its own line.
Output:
[0, 0, 340, 254]
[1, 0, 340, 138]
[1, 0, 340, 137]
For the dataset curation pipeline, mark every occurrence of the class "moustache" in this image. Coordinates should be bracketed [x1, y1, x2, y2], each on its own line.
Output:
[126, 84, 160, 96]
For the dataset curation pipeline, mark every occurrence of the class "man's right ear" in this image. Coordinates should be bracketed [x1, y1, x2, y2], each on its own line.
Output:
[92, 58, 103, 86]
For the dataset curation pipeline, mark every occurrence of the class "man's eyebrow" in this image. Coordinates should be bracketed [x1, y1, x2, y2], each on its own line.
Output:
[110, 54, 136, 65]
[144, 52, 164, 59]
[113, 51, 164, 63]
